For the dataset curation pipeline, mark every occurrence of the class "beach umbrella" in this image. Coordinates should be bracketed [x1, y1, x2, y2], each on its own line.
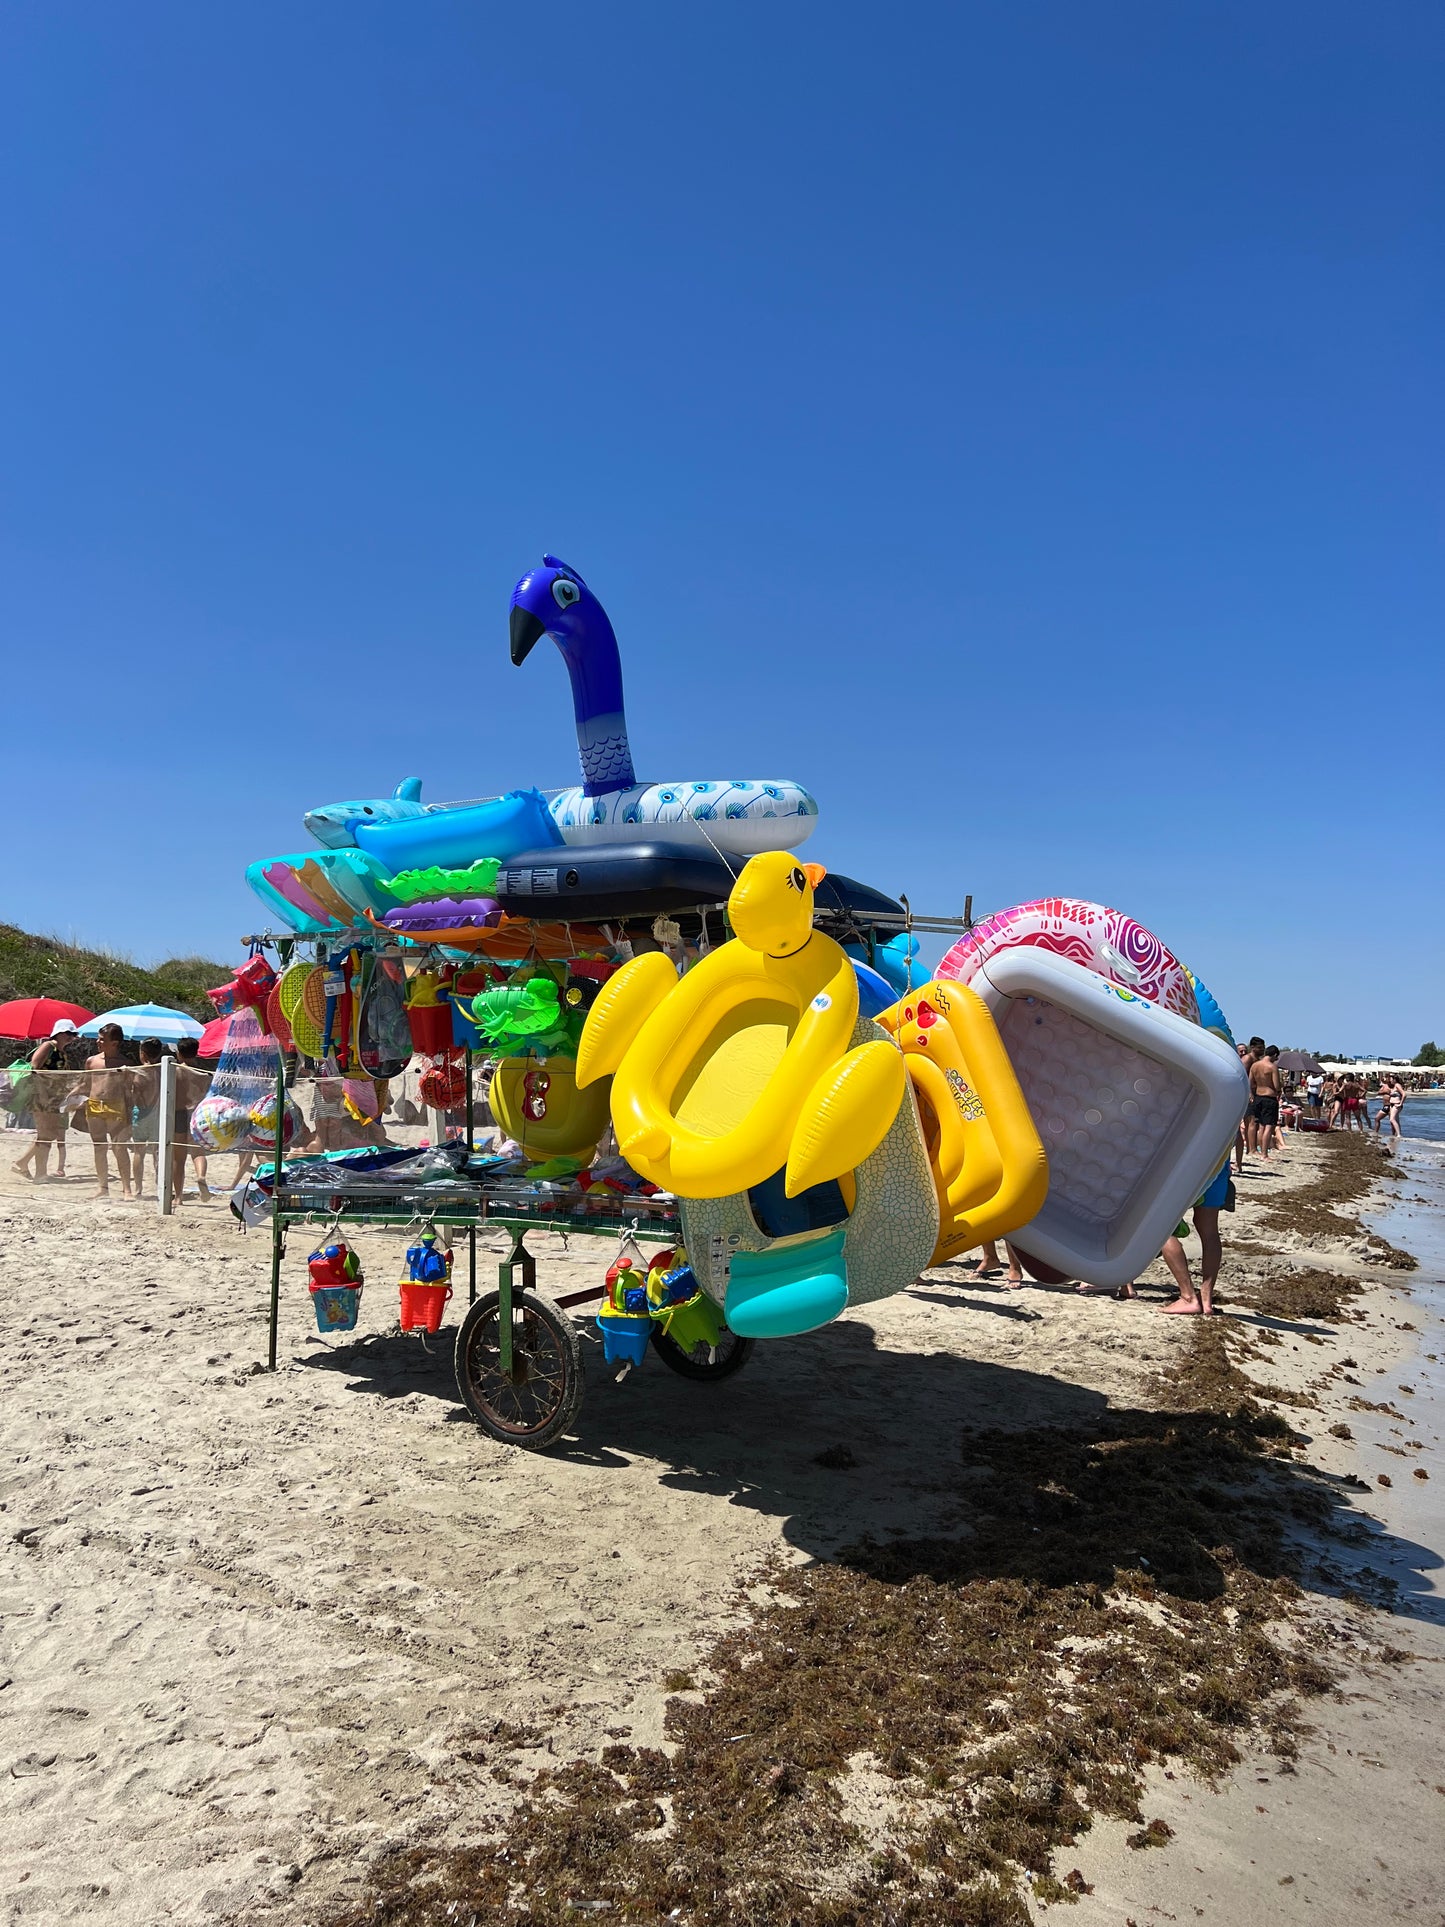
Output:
[79, 1002, 204, 1042]
[0, 997, 97, 1039]
[198, 1013, 233, 1058]
[1277, 1050, 1323, 1075]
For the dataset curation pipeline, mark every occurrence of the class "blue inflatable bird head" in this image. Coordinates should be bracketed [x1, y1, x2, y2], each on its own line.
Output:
[510, 556, 636, 794]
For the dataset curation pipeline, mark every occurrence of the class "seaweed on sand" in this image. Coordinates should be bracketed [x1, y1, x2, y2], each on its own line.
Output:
[334, 1406, 1345, 1927]
[330, 1138, 1413, 1926]
[1259, 1135, 1415, 1270]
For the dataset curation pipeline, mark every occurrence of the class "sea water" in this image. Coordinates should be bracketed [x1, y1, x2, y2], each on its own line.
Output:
[1368, 1089, 1445, 1144]
[1356, 1132, 1445, 1621]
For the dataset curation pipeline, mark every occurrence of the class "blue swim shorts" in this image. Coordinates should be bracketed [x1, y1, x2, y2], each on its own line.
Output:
[1198, 1161, 1231, 1211]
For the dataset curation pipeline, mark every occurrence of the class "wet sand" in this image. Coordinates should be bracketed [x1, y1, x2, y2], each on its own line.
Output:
[0, 1130, 1440, 1924]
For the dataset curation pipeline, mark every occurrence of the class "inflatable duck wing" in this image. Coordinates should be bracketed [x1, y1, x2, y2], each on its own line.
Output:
[510, 557, 820, 857]
[577, 853, 906, 1198]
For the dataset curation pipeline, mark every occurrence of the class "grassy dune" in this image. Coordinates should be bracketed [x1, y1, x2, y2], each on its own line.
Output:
[0, 921, 230, 1050]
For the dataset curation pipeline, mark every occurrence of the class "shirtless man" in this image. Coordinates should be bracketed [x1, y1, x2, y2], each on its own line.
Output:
[1237, 1039, 1262, 1166]
[85, 1022, 135, 1198]
[1249, 1045, 1283, 1159]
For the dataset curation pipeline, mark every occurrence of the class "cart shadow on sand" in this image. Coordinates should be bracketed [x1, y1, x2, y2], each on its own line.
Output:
[297, 1300, 1444, 1626]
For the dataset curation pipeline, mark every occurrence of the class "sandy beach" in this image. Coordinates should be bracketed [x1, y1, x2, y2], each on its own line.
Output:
[0, 1129, 1441, 1925]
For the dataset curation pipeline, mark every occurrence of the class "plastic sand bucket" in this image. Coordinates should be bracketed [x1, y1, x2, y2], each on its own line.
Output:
[399, 1281, 452, 1333]
[596, 1309, 652, 1368]
[406, 1003, 453, 1056]
[311, 1283, 363, 1333]
[659, 1290, 724, 1355]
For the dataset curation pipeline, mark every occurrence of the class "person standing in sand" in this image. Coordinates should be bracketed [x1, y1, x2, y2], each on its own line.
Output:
[1248, 1045, 1282, 1158]
[128, 1039, 165, 1197]
[1157, 1170, 1227, 1316]
[1236, 1039, 1262, 1167]
[171, 1038, 213, 1200]
[85, 1022, 135, 1199]
[1341, 1072, 1369, 1133]
[12, 1019, 79, 1182]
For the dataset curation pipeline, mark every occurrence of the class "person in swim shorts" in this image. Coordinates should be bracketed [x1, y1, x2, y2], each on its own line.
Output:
[1248, 1045, 1282, 1158]
[85, 1023, 135, 1199]
[1157, 1157, 1231, 1316]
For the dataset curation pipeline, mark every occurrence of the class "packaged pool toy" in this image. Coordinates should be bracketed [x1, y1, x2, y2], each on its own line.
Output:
[308, 1238, 364, 1333]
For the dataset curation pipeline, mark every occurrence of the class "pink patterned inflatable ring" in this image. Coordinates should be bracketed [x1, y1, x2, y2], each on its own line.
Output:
[938, 898, 1199, 1024]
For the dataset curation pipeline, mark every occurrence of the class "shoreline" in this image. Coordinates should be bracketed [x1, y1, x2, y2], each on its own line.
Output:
[0, 1132, 1440, 1923]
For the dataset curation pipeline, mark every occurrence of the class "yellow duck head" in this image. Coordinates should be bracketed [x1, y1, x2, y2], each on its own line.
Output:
[727, 853, 828, 958]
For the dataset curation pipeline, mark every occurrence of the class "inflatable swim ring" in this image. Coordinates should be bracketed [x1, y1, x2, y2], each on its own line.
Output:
[510, 557, 818, 856]
[1185, 968, 1234, 1047]
[939, 898, 1199, 1023]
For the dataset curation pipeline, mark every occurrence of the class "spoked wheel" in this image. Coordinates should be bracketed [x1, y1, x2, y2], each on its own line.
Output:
[454, 1289, 583, 1450]
[650, 1324, 755, 1381]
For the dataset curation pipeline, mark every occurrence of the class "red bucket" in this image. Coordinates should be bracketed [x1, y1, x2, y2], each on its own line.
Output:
[399, 1281, 452, 1333]
[406, 1004, 452, 1055]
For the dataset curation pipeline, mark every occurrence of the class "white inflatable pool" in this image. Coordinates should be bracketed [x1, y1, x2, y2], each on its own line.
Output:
[967, 947, 1248, 1289]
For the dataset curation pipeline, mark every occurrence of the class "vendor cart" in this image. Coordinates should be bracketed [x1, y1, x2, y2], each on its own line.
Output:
[262, 1050, 753, 1449]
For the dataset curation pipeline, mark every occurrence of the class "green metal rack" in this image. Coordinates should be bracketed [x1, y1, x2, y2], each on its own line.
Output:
[262, 1048, 746, 1449]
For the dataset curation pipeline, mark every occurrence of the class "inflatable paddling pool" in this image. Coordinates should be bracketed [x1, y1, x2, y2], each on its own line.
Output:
[962, 945, 1247, 1289]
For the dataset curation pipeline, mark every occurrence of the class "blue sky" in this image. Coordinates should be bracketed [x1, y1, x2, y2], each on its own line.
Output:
[2, 3, 1440, 1054]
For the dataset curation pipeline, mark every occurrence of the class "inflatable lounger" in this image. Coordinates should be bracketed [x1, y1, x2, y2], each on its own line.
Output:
[495, 845, 909, 932]
[965, 947, 1247, 1290]
[246, 850, 402, 934]
[495, 841, 739, 921]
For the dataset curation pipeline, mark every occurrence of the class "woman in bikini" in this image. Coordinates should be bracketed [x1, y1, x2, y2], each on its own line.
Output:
[85, 1023, 136, 1198]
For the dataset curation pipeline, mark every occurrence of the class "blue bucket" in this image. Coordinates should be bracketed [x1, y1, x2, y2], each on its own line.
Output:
[597, 1311, 651, 1368]
[311, 1284, 363, 1333]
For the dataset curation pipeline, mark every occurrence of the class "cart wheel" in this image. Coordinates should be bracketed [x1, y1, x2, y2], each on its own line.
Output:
[454, 1289, 583, 1450]
[650, 1324, 755, 1381]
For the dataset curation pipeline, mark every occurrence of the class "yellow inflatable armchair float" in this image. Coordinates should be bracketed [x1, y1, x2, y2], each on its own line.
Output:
[577, 852, 1048, 1338]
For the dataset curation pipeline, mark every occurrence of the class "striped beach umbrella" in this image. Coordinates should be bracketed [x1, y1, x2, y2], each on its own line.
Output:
[79, 1003, 205, 1042]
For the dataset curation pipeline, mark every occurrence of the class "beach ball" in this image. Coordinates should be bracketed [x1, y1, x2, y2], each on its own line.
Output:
[246, 1091, 303, 1149]
[191, 1094, 252, 1150]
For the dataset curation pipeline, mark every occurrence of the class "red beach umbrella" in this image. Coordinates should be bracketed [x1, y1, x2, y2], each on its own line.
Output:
[0, 997, 97, 1039]
[198, 1014, 233, 1059]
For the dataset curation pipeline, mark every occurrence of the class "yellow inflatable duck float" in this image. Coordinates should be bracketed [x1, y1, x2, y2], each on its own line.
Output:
[577, 852, 907, 1200]
[578, 854, 1050, 1337]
